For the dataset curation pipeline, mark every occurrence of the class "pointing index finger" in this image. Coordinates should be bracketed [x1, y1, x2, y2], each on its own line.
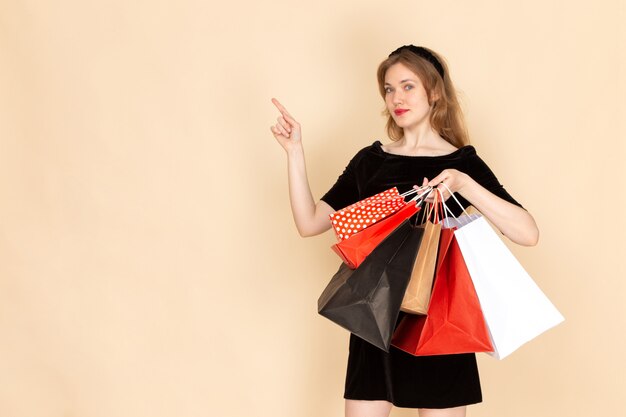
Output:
[271, 98, 294, 118]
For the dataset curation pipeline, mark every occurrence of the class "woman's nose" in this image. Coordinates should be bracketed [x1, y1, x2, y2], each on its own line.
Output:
[392, 91, 404, 105]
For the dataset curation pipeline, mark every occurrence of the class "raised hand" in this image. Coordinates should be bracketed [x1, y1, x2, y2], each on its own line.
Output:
[269, 97, 334, 237]
[270, 98, 302, 152]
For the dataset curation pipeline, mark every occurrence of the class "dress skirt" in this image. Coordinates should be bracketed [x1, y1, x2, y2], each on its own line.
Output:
[343, 311, 483, 409]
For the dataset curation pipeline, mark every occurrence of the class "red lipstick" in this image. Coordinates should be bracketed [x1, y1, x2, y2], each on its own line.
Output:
[394, 109, 409, 115]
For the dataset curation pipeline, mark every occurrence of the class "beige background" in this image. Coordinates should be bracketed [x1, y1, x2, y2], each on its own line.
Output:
[1, 0, 624, 416]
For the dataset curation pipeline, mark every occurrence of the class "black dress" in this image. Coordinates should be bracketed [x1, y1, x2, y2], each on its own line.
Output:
[320, 140, 525, 409]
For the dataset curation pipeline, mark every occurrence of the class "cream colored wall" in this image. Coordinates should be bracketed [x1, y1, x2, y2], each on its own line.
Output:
[0, 1, 624, 416]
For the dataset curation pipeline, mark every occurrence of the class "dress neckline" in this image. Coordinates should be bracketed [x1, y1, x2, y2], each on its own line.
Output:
[373, 140, 473, 159]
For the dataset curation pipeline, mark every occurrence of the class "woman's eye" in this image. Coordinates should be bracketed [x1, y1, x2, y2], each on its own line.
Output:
[385, 85, 412, 93]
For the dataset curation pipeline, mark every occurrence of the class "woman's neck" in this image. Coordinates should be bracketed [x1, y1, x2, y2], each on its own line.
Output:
[393, 133, 455, 152]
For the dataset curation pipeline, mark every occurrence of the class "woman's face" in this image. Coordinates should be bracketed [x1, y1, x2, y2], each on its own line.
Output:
[384, 62, 432, 131]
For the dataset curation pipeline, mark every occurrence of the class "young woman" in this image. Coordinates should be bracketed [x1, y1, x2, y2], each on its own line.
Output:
[270, 45, 539, 417]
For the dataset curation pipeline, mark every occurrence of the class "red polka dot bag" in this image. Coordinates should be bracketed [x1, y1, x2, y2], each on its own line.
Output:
[331, 202, 420, 269]
[329, 187, 430, 269]
[329, 187, 407, 241]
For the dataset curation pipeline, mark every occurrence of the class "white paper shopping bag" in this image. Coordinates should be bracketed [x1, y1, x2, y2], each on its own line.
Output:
[453, 215, 565, 359]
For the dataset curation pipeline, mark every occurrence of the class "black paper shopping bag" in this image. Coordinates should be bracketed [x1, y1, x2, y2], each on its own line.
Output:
[318, 219, 424, 351]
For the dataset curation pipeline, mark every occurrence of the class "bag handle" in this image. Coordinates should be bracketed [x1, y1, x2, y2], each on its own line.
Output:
[405, 185, 434, 202]
[405, 186, 435, 226]
[426, 189, 444, 224]
[401, 184, 431, 199]
[425, 191, 436, 223]
[436, 188, 458, 221]
[437, 183, 471, 218]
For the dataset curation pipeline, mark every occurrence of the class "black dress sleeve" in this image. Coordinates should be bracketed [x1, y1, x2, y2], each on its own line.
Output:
[462, 151, 526, 210]
[319, 147, 367, 211]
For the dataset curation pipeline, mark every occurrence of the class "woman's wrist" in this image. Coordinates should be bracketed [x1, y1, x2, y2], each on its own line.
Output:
[457, 172, 476, 200]
[286, 142, 304, 158]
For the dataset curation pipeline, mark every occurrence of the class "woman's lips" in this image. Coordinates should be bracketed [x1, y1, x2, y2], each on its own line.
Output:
[394, 109, 409, 115]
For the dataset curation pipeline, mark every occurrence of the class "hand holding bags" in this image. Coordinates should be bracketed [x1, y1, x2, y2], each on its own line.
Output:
[318, 218, 425, 352]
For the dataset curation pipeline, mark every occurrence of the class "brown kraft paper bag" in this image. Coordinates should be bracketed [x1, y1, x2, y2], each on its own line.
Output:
[400, 219, 442, 314]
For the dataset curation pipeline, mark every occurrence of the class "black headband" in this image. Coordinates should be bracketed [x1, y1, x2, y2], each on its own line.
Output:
[388, 45, 445, 78]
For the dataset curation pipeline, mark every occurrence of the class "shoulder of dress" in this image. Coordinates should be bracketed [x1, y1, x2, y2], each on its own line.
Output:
[351, 140, 385, 159]
[458, 144, 477, 155]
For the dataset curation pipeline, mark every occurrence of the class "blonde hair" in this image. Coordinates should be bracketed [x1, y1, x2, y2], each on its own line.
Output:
[376, 47, 469, 148]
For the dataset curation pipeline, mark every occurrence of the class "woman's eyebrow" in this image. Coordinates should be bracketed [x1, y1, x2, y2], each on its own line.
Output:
[384, 79, 416, 86]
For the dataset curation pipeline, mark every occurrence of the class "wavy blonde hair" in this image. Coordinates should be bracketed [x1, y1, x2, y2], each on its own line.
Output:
[376, 47, 469, 148]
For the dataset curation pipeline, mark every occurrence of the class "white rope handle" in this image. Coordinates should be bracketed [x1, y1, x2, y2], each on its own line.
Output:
[437, 188, 458, 220]
[437, 182, 471, 218]
[407, 186, 435, 205]
[406, 187, 434, 226]
[400, 184, 430, 198]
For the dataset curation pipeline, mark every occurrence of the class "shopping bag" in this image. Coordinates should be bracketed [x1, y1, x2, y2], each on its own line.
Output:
[318, 219, 424, 352]
[436, 184, 565, 359]
[399, 193, 445, 314]
[442, 205, 481, 228]
[399, 218, 441, 314]
[331, 201, 420, 269]
[453, 215, 565, 359]
[329, 187, 406, 241]
[391, 228, 494, 355]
